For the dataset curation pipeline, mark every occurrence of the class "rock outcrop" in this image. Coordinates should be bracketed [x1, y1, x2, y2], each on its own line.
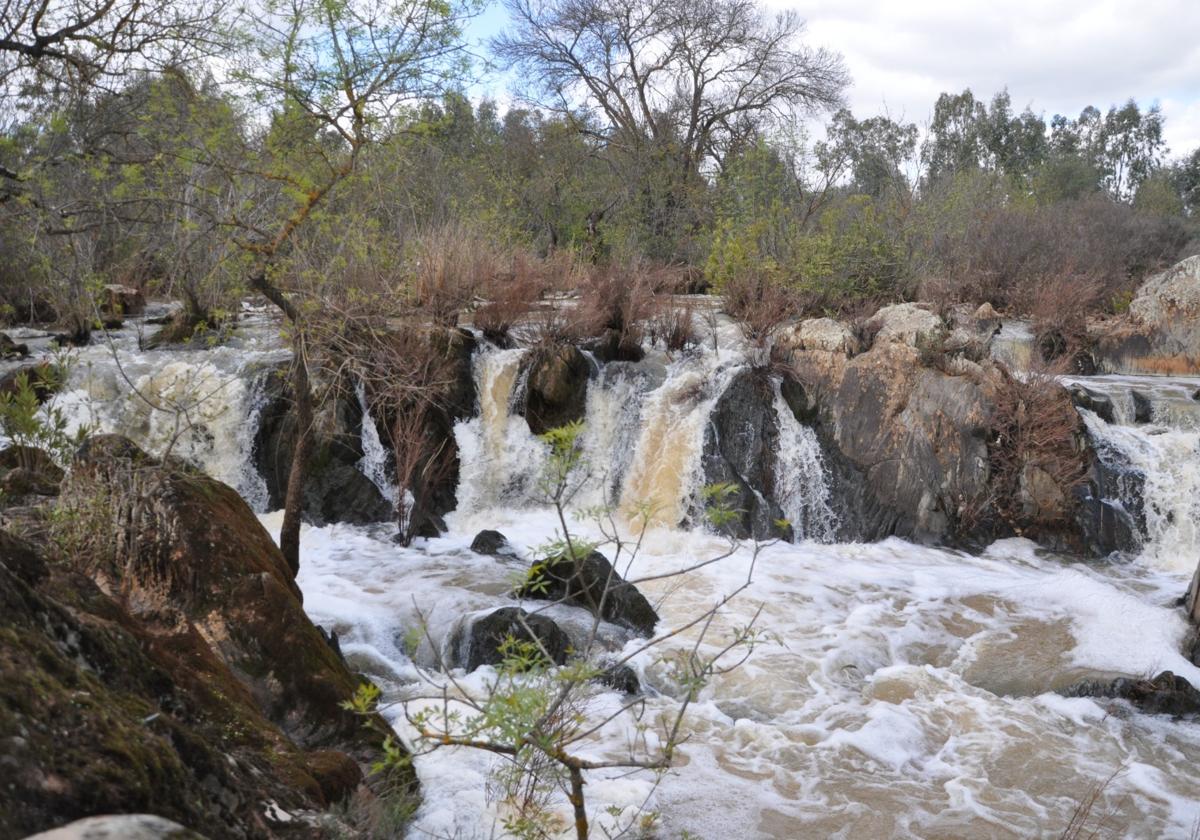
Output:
[253, 364, 393, 526]
[0, 435, 415, 838]
[470, 529, 518, 558]
[1091, 255, 1200, 374]
[515, 550, 658, 637]
[700, 367, 793, 540]
[786, 306, 1100, 551]
[515, 344, 592, 435]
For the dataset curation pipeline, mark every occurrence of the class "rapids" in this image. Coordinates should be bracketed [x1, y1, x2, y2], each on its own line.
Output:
[14, 312, 1200, 838]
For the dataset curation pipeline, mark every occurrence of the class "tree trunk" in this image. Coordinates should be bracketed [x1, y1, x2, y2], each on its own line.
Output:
[279, 333, 312, 576]
[568, 765, 588, 840]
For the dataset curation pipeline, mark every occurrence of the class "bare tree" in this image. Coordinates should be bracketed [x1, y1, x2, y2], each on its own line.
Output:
[493, 0, 848, 175]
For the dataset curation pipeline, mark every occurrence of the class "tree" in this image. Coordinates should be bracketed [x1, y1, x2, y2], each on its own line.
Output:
[818, 107, 917, 197]
[227, 0, 476, 572]
[1049, 100, 1166, 201]
[493, 0, 846, 256]
[1172, 146, 1200, 215]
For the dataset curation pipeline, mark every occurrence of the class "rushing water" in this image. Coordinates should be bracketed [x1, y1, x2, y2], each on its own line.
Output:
[18, 313, 1200, 838]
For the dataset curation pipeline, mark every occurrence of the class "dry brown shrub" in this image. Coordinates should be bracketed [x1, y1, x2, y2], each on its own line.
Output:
[647, 296, 699, 353]
[723, 273, 797, 348]
[407, 224, 505, 326]
[572, 260, 657, 345]
[983, 367, 1088, 535]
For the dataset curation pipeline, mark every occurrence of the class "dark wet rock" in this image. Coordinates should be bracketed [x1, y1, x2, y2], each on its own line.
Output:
[515, 344, 591, 435]
[596, 663, 640, 695]
[1068, 385, 1116, 424]
[1131, 390, 1153, 424]
[252, 364, 393, 526]
[585, 328, 645, 364]
[700, 367, 792, 541]
[0, 445, 64, 499]
[0, 361, 62, 403]
[22, 814, 209, 839]
[318, 625, 346, 663]
[470, 529, 517, 558]
[0, 331, 28, 359]
[1064, 671, 1200, 717]
[458, 607, 571, 671]
[515, 550, 658, 637]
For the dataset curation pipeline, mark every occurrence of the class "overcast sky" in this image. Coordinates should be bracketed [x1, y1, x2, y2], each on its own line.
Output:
[471, 0, 1200, 156]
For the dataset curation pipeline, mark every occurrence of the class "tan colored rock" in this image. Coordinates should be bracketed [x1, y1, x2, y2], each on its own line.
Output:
[864, 302, 944, 346]
[787, 317, 860, 356]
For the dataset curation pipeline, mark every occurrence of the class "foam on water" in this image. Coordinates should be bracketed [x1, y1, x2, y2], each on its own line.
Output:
[279, 510, 1200, 839]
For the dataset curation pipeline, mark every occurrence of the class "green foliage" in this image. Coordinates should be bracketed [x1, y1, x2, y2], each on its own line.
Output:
[0, 361, 88, 463]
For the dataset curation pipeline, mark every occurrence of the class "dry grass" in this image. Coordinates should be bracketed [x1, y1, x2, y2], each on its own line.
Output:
[722, 273, 797, 349]
[647, 297, 699, 353]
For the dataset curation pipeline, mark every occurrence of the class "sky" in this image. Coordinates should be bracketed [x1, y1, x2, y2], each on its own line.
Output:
[467, 0, 1200, 157]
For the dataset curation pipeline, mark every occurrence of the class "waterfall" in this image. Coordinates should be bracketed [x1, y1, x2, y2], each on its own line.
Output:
[355, 380, 399, 508]
[1072, 375, 1200, 570]
[771, 379, 837, 541]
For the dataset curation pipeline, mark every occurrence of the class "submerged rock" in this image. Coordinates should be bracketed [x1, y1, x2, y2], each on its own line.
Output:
[470, 529, 518, 558]
[0, 331, 28, 359]
[596, 663, 640, 695]
[515, 550, 658, 637]
[1068, 385, 1116, 423]
[457, 607, 571, 671]
[1064, 671, 1200, 717]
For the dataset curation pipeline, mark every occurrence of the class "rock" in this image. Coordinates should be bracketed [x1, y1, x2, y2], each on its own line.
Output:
[1064, 671, 1200, 717]
[863, 302, 944, 348]
[585, 328, 645, 363]
[515, 344, 592, 435]
[1068, 386, 1116, 423]
[305, 750, 363, 805]
[1131, 390, 1153, 424]
[0, 331, 28, 359]
[60, 435, 405, 758]
[784, 318, 860, 357]
[700, 367, 792, 540]
[1018, 464, 1068, 521]
[596, 663, 640, 695]
[457, 607, 571, 671]
[1091, 255, 1200, 374]
[0, 446, 64, 499]
[515, 550, 658, 637]
[99, 284, 146, 318]
[0, 529, 351, 838]
[22, 814, 208, 839]
[252, 364, 393, 526]
[470, 529, 517, 558]
[0, 362, 62, 403]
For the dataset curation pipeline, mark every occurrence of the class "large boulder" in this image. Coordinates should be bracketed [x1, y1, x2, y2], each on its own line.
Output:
[252, 364, 393, 526]
[58, 435, 405, 758]
[470, 529, 518, 558]
[515, 550, 658, 637]
[779, 317, 860, 357]
[99, 284, 146, 318]
[0, 445, 63, 499]
[0, 520, 387, 838]
[788, 322, 1099, 550]
[1092, 255, 1200, 374]
[862, 302, 945, 347]
[515, 344, 592, 435]
[700, 368, 793, 540]
[453, 607, 571, 671]
[0, 331, 29, 359]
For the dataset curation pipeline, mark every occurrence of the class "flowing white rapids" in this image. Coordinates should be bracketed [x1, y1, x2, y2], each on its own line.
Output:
[1068, 374, 1200, 571]
[15, 312, 1200, 837]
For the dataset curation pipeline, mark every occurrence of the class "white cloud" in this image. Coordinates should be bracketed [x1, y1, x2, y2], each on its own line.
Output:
[786, 0, 1200, 155]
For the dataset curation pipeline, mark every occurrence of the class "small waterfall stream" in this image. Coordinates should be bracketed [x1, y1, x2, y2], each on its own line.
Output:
[13, 311, 1200, 837]
[1069, 374, 1200, 570]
